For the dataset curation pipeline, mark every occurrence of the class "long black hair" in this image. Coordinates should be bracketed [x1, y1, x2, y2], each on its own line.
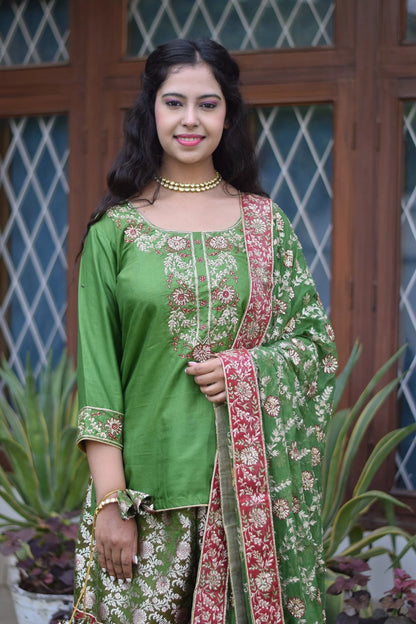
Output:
[84, 38, 266, 235]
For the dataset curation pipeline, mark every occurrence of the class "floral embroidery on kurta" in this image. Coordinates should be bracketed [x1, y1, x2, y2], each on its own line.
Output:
[107, 205, 247, 361]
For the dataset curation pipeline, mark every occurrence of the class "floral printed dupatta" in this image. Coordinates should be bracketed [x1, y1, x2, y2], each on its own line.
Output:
[192, 194, 338, 624]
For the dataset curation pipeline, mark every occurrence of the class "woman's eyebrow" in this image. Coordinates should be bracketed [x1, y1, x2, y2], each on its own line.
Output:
[161, 92, 222, 100]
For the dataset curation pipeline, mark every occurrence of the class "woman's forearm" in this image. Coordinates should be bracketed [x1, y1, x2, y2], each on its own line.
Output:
[85, 440, 126, 502]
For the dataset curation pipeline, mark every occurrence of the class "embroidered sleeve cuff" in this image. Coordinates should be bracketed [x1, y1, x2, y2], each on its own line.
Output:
[77, 406, 124, 451]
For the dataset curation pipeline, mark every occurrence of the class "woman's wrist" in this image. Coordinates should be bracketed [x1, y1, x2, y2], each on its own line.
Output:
[94, 482, 126, 505]
[95, 488, 125, 516]
[98, 488, 122, 505]
[96, 496, 118, 514]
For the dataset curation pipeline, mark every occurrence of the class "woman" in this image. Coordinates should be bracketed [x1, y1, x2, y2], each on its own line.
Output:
[74, 38, 338, 624]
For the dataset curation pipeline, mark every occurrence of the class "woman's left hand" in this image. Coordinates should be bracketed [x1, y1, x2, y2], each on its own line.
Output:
[186, 357, 226, 404]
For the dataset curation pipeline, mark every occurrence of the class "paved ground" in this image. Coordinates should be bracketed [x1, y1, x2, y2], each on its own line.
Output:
[0, 585, 18, 624]
[0, 554, 17, 624]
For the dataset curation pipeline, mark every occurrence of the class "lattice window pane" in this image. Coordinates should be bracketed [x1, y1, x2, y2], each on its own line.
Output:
[0, 115, 68, 380]
[398, 101, 416, 490]
[0, 0, 69, 66]
[254, 104, 333, 311]
[127, 0, 334, 57]
[406, 0, 416, 40]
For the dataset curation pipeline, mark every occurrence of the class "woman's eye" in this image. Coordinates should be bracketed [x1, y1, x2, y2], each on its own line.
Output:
[200, 102, 217, 110]
[165, 100, 182, 107]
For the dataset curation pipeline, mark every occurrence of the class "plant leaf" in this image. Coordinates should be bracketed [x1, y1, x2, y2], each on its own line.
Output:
[0, 351, 88, 528]
[333, 526, 413, 560]
[353, 422, 416, 496]
[332, 341, 362, 412]
[325, 491, 407, 559]
[324, 377, 401, 533]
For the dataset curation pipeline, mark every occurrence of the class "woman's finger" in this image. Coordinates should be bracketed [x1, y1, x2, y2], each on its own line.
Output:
[112, 552, 126, 582]
[186, 357, 223, 376]
[96, 545, 106, 574]
[96, 536, 115, 579]
[194, 372, 222, 386]
[205, 390, 227, 404]
[120, 547, 134, 582]
[200, 381, 224, 395]
[186, 358, 225, 386]
[103, 547, 116, 580]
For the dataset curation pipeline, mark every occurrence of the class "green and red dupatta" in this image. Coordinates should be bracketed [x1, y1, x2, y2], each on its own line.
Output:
[192, 194, 337, 624]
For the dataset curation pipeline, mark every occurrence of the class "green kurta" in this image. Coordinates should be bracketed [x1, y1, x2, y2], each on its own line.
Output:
[76, 202, 249, 509]
[74, 194, 338, 624]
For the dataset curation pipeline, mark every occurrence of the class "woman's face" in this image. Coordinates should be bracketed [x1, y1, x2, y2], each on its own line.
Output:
[154, 62, 227, 174]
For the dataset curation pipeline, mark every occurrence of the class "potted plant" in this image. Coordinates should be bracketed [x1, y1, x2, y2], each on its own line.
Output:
[327, 556, 416, 624]
[323, 343, 416, 622]
[0, 351, 89, 624]
[0, 517, 77, 624]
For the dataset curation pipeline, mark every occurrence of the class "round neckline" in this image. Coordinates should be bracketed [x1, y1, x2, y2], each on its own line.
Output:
[125, 194, 243, 235]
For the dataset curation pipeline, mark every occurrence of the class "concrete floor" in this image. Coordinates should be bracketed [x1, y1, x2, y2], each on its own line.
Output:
[0, 554, 17, 624]
[0, 586, 18, 624]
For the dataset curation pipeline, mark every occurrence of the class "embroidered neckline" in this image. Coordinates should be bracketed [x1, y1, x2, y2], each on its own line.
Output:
[125, 198, 242, 235]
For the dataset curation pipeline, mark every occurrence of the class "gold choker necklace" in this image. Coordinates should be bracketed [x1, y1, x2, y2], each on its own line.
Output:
[155, 171, 222, 192]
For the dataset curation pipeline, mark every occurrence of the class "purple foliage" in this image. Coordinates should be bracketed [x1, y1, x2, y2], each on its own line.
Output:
[0, 517, 76, 594]
[380, 569, 416, 622]
[328, 558, 416, 623]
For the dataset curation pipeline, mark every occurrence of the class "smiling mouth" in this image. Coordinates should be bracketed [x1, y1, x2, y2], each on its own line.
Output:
[175, 135, 204, 145]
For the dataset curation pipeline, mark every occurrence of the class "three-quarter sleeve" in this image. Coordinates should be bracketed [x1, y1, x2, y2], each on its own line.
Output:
[76, 219, 124, 451]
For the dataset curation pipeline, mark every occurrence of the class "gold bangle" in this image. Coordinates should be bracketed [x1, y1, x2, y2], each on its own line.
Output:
[98, 488, 121, 506]
[95, 488, 123, 517]
[95, 496, 118, 515]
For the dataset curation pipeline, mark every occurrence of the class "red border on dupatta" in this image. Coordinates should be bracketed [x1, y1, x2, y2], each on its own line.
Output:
[191, 460, 229, 623]
[73, 609, 100, 623]
[192, 195, 284, 624]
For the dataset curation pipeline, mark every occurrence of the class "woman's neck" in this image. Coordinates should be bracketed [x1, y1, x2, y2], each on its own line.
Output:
[158, 161, 217, 185]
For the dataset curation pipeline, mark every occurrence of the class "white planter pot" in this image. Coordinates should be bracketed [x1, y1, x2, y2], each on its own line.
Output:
[11, 583, 73, 624]
[7, 556, 20, 587]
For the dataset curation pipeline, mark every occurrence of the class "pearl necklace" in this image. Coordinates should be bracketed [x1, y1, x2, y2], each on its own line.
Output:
[155, 171, 222, 192]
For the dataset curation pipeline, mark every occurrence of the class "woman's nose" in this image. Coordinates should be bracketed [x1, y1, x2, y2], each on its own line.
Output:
[182, 106, 199, 127]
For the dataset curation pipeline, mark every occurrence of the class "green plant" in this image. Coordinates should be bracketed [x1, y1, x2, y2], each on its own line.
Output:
[0, 350, 89, 529]
[323, 342, 416, 569]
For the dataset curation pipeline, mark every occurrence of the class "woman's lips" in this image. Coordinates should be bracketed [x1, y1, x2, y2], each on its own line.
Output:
[175, 135, 204, 146]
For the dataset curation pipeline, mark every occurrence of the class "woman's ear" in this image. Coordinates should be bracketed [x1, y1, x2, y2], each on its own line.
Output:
[224, 119, 230, 129]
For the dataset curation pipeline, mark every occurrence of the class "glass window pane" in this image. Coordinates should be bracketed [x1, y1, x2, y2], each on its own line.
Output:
[0, 0, 69, 66]
[406, 0, 416, 40]
[398, 101, 416, 490]
[126, 0, 334, 57]
[0, 115, 68, 379]
[254, 104, 333, 311]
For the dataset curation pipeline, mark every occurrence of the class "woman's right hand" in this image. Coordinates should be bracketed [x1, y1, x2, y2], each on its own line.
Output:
[84, 441, 137, 581]
[95, 502, 138, 582]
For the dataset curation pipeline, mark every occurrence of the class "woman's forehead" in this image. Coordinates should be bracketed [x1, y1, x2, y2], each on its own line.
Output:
[159, 63, 222, 94]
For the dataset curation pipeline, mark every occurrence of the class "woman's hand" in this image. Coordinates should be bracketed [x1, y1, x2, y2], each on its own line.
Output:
[85, 442, 137, 582]
[186, 357, 227, 404]
[95, 502, 138, 583]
